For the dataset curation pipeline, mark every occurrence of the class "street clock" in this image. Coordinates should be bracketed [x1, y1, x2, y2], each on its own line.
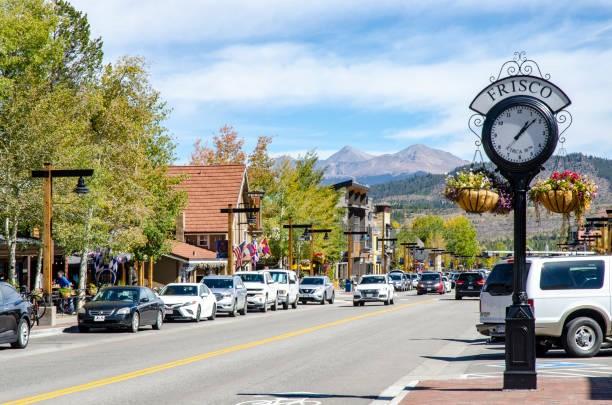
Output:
[482, 96, 558, 173]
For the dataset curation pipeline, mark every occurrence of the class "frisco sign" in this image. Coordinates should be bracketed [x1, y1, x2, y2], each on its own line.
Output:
[470, 75, 571, 115]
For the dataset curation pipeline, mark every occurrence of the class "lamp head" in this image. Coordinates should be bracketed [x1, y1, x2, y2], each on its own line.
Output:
[73, 176, 89, 195]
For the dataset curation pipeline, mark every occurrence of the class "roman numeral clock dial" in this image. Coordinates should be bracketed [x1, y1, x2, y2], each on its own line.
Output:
[482, 96, 558, 172]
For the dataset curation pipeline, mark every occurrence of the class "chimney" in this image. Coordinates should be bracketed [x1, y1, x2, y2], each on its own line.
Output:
[176, 212, 185, 242]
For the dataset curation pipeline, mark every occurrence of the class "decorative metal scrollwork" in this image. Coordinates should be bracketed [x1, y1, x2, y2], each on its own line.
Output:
[489, 51, 551, 83]
[468, 113, 484, 147]
[555, 109, 573, 137]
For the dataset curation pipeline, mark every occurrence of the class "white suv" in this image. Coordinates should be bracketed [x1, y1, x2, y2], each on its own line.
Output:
[236, 271, 279, 312]
[478, 256, 611, 357]
[269, 269, 299, 310]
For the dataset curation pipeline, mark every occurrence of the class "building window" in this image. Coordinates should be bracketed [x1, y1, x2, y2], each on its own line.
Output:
[209, 235, 226, 252]
[185, 235, 198, 246]
[198, 235, 209, 248]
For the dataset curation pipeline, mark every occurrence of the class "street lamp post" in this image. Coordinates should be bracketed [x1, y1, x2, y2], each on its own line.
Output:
[377, 238, 397, 273]
[400, 242, 418, 272]
[306, 228, 332, 275]
[31, 164, 93, 303]
[282, 221, 311, 271]
[220, 205, 259, 274]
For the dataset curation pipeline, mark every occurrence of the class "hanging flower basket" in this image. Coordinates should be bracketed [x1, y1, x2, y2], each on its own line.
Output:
[456, 189, 499, 213]
[87, 283, 98, 296]
[444, 169, 513, 214]
[59, 287, 74, 298]
[529, 170, 598, 224]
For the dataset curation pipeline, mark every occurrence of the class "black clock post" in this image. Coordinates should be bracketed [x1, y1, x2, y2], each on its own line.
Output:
[470, 53, 572, 390]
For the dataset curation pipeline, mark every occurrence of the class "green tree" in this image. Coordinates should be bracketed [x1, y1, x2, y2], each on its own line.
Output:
[411, 215, 445, 247]
[248, 135, 274, 192]
[444, 216, 480, 268]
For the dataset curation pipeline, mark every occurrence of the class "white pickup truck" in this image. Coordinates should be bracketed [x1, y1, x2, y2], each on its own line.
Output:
[236, 271, 279, 312]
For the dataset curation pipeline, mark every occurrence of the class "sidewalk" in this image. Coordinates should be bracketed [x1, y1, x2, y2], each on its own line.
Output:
[399, 377, 612, 404]
[31, 314, 77, 337]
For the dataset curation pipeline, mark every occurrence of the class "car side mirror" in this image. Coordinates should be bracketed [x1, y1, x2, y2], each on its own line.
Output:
[140, 297, 149, 303]
[201, 292, 208, 297]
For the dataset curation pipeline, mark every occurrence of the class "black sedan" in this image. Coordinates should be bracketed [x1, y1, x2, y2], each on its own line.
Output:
[0, 282, 32, 349]
[78, 286, 164, 333]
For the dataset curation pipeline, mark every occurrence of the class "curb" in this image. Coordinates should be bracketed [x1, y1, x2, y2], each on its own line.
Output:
[30, 324, 77, 338]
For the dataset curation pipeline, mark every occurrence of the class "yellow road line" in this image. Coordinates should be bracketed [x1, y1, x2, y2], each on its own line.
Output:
[4, 298, 436, 405]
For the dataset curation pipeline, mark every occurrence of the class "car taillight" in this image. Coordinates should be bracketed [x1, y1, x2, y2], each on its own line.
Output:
[528, 298, 534, 314]
[477, 279, 485, 286]
[456, 280, 464, 286]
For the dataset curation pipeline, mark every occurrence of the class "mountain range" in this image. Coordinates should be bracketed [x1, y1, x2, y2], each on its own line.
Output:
[277, 144, 468, 185]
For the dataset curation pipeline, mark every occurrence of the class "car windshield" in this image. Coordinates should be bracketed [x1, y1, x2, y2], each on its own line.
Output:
[389, 274, 402, 280]
[161, 285, 198, 296]
[420, 273, 440, 281]
[94, 288, 138, 302]
[203, 278, 233, 289]
[239, 273, 264, 283]
[301, 277, 324, 285]
[270, 272, 288, 283]
[361, 276, 385, 284]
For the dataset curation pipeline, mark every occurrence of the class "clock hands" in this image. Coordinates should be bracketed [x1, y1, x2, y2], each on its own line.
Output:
[506, 119, 537, 151]
[513, 119, 537, 140]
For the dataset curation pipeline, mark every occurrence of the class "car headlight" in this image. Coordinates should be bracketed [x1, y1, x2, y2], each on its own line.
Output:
[116, 307, 131, 315]
[353, 290, 361, 296]
[78, 307, 86, 314]
[222, 293, 232, 298]
[278, 289, 286, 295]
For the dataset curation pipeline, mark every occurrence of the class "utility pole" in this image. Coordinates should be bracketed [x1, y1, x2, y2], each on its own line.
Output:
[308, 228, 332, 275]
[282, 222, 311, 271]
[343, 229, 368, 287]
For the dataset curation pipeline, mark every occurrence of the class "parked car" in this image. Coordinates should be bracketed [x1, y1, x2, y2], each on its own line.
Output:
[409, 273, 420, 289]
[236, 271, 279, 312]
[442, 276, 452, 293]
[160, 283, 217, 322]
[389, 272, 409, 291]
[449, 272, 460, 288]
[353, 274, 395, 306]
[416, 272, 445, 295]
[202, 276, 247, 316]
[478, 256, 612, 357]
[455, 272, 485, 300]
[299, 276, 334, 304]
[78, 286, 164, 333]
[0, 282, 31, 349]
[269, 270, 300, 309]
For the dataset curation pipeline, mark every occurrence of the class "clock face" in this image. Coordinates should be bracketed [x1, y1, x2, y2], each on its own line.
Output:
[489, 104, 550, 164]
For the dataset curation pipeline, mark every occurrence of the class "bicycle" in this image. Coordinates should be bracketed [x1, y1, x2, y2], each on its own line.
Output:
[21, 290, 48, 328]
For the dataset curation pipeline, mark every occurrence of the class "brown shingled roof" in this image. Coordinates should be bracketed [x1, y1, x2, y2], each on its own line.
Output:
[168, 164, 246, 233]
[170, 240, 218, 261]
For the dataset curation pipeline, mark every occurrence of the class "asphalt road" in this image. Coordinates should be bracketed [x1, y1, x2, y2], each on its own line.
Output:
[0, 291, 484, 405]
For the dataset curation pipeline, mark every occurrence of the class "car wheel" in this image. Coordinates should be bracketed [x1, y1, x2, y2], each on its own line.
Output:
[328, 292, 334, 304]
[384, 298, 389, 305]
[359, 301, 365, 306]
[239, 301, 247, 315]
[195, 305, 201, 322]
[78, 325, 89, 333]
[353, 301, 359, 307]
[283, 298, 289, 310]
[455, 295, 462, 300]
[11, 318, 30, 349]
[563, 317, 602, 358]
[153, 310, 163, 330]
[292, 297, 298, 309]
[230, 301, 238, 317]
[320, 294, 326, 305]
[130, 312, 140, 333]
[390, 297, 395, 305]
[261, 295, 268, 312]
[208, 304, 217, 320]
[272, 296, 278, 311]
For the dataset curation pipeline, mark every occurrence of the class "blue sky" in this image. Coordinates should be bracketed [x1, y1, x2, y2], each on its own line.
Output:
[72, 0, 612, 163]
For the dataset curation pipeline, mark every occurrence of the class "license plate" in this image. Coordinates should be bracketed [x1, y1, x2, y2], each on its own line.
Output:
[94, 315, 105, 322]
[468, 286, 474, 290]
[427, 288, 433, 291]
[165, 309, 173, 315]
[365, 294, 373, 297]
